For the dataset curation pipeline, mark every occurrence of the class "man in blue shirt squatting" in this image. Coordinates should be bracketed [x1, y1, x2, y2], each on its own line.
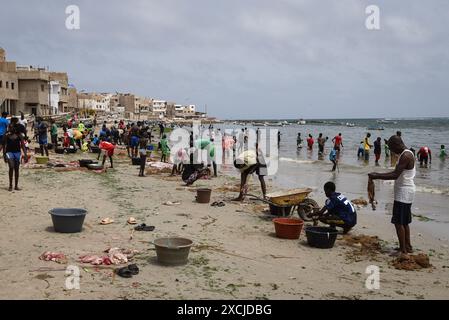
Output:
[310, 181, 357, 234]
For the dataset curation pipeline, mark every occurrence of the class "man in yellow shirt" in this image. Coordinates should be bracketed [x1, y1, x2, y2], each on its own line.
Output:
[364, 133, 373, 161]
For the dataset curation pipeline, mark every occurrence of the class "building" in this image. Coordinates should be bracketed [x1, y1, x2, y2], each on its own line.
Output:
[15, 66, 69, 116]
[152, 100, 167, 118]
[67, 86, 78, 113]
[0, 48, 19, 115]
[119, 93, 136, 119]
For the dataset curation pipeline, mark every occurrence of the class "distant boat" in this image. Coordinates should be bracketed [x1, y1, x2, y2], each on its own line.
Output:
[346, 123, 355, 127]
[298, 120, 306, 125]
[377, 119, 398, 125]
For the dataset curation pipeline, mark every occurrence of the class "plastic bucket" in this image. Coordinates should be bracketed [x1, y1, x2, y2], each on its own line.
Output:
[49, 208, 87, 233]
[273, 218, 304, 239]
[269, 204, 293, 216]
[305, 226, 338, 249]
[154, 237, 193, 266]
[79, 159, 95, 168]
[196, 188, 212, 203]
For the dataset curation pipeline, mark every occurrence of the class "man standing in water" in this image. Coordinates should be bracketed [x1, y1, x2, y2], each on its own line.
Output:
[369, 135, 415, 255]
[297, 133, 303, 149]
[317, 133, 327, 156]
[332, 133, 343, 155]
[363, 133, 373, 162]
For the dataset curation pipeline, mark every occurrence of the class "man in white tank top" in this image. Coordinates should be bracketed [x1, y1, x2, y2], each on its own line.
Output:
[368, 135, 416, 255]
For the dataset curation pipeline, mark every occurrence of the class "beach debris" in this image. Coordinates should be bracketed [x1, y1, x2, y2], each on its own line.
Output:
[163, 201, 181, 206]
[100, 217, 114, 225]
[39, 252, 68, 264]
[342, 234, 384, 261]
[134, 223, 155, 232]
[368, 178, 377, 210]
[145, 161, 173, 175]
[127, 217, 137, 225]
[79, 248, 139, 266]
[351, 198, 368, 207]
[392, 254, 432, 271]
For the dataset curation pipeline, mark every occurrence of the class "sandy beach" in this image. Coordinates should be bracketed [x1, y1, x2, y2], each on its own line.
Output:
[0, 145, 448, 300]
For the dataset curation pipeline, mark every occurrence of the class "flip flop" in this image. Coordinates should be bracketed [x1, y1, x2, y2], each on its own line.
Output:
[100, 218, 114, 225]
[116, 267, 133, 278]
[211, 201, 219, 207]
[134, 223, 155, 232]
[127, 264, 139, 275]
[217, 201, 225, 207]
[127, 217, 138, 225]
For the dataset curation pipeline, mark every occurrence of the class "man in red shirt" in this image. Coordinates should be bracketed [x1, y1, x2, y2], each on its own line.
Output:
[332, 133, 344, 153]
[417, 146, 432, 167]
[307, 134, 314, 150]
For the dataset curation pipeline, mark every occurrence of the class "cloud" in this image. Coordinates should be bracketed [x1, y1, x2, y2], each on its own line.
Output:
[1, 0, 448, 118]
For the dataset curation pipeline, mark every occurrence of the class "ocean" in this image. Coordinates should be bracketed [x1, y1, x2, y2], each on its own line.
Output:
[216, 118, 449, 239]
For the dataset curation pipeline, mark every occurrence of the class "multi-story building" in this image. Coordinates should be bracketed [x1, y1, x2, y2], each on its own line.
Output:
[16, 67, 69, 116]
[152, 100, 167, 118]
[0, 48, 19, 115]
[67, 86, 78, 113]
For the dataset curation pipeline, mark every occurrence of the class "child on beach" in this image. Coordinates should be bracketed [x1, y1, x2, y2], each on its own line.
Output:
[160, 134, 170, 163]
[439, 145, 446, 159]
[357, 141, 364, 159]
[138, 135, 148, 177]
[310, 181, 357, 234]
[329, 148, 338, 172]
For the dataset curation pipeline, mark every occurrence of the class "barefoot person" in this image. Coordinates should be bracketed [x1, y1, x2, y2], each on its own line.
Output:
[310, 182, 357, 234]
[368, 135, 416, 255]
[233, 144, 267, 201]
[2, 121, 28, 191]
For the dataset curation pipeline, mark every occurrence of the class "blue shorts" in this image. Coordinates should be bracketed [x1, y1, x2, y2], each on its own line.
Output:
[6, 152, 21, 163]
[39, 136, 48, 145]
[130, 136, 139, 148]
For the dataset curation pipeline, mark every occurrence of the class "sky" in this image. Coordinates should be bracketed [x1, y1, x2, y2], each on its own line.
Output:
[1, 0, 449, 119]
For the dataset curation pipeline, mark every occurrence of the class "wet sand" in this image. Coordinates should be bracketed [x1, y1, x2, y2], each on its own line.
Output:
[0, 147, 448, 300]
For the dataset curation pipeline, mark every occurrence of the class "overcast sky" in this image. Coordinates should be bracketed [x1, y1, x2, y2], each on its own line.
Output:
[1, 0, 448, 119]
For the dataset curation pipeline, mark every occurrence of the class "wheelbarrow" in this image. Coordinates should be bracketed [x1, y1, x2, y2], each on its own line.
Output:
[245, 188, 319, 221]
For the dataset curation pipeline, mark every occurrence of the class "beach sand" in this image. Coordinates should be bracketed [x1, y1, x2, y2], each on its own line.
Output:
[0, 148, 448, 300]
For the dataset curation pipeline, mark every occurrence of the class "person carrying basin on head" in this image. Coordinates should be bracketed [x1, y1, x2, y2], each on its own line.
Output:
[308, 182, 357, 234]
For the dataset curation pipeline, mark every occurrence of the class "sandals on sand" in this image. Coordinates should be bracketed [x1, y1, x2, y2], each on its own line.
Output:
[134, 223, 155, 232]
[116, 264, 140, 278]
[211, 201, 225, 207]
[100, 218, 114, 225]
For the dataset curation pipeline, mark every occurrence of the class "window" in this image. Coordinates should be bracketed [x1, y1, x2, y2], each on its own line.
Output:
[41, 84, 45, 91]
[0, 80, 2, 88]
[6, 81, 9, 89]
[11, 82, 14, 90]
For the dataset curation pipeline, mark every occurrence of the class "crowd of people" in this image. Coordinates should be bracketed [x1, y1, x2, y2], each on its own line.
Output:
[295, 129, 446, 171]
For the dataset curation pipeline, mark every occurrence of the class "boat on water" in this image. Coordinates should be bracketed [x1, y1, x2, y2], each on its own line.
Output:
[346, 122, 355, 127]
[297, 119, 306, 125]
[377, 119, 398, 125]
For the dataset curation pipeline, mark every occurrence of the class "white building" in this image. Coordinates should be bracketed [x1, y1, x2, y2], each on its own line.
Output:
[152, 100, 167, 118]
[49, 80, 61, 115]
